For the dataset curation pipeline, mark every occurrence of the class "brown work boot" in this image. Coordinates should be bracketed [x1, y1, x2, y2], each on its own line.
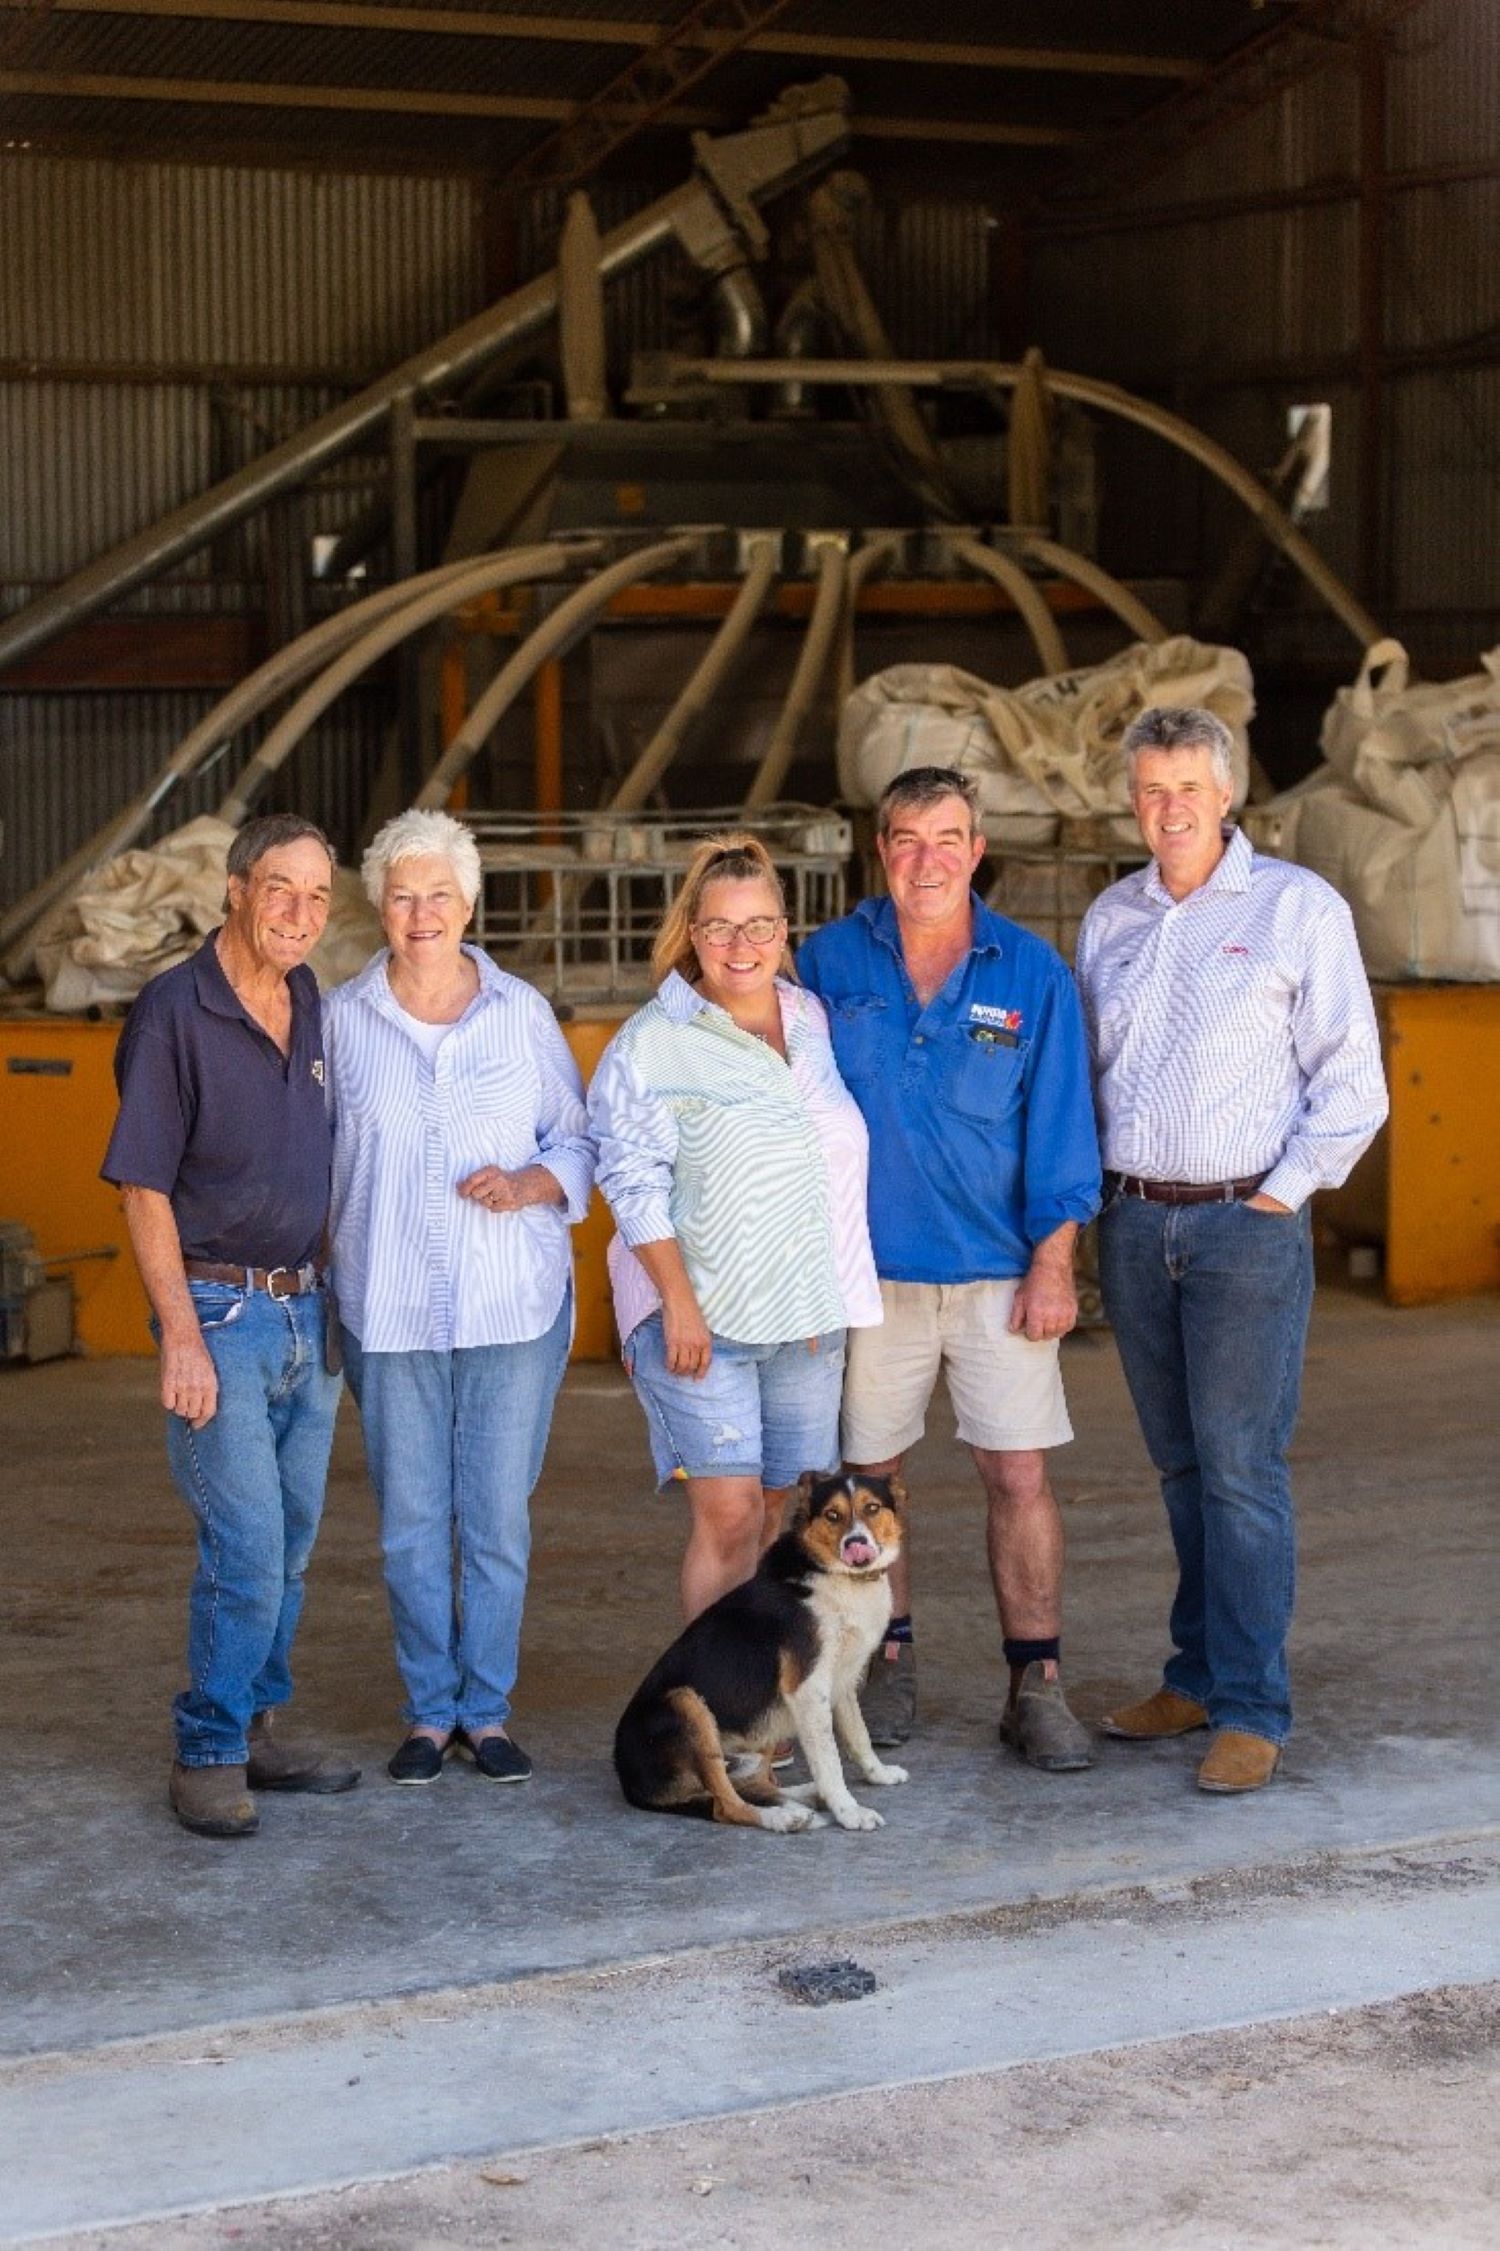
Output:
[859, 1638, 917, 1748]
[999, 1662, 1094, 1772]
[169, 1761, 259, 1838]
[1197, 1730, 1282, 1794]
[247, 1711, 361, 1795]
[1099, 1687, 1210, 1741]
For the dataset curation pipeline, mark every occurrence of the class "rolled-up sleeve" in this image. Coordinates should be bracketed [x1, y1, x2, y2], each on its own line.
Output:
[587, 1031, 679, 1248]
[529, 1006, 596, 1225]
[1021, 966, 1103, 1245]
[1258, 896, 1389, 1210]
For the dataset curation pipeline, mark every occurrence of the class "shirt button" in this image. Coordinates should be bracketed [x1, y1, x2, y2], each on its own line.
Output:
[913, 1035, 925, 1045]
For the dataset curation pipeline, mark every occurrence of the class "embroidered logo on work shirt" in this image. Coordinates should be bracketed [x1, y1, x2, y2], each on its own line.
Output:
[311, 1057, 326, 1085]
[1221, 945, 1250, 957]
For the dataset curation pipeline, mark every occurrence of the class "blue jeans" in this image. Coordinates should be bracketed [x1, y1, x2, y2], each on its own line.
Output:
[623, 1314, 846, 1491]
[163, 1280, 342, 1768]
[341, 1289, 571, 1732]
[1098, 1192, 1315, 1745]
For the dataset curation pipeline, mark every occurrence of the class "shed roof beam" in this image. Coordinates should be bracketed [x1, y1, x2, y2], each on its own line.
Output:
[0, 67, 1081, 145]
[23, 2, 1204, 81]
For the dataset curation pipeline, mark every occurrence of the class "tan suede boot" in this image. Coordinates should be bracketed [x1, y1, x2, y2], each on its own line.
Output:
[1099, 1687, 1210, 1740]
[247, 1711, 361, 1794]
[169, 1762, 258, 1838]
[1197, 1730, 1282, 1793]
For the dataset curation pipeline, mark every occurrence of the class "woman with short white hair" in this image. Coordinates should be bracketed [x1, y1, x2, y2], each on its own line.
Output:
[324, 807, 594, 1786]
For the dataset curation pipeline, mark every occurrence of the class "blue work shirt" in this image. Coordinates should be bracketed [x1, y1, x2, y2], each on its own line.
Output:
[797, 895, 1101, 1283]
[102, 931, 332, 1271]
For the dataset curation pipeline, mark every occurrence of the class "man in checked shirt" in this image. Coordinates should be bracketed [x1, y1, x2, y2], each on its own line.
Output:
[1076, 706, 1388, 1793]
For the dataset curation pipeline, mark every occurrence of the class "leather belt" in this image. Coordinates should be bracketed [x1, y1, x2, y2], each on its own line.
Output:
[1107, 1171, 1265, 1207]
[184, 1259, 324, 1298]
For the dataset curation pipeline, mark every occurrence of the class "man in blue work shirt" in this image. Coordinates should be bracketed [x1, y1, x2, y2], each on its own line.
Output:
[102, 813, 360, 1838]
[799, 766, 1101, 1768]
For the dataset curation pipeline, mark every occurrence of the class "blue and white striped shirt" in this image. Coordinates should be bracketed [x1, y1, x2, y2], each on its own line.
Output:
[324, 945, 594, 1352]
[589, 973, 880, 1347]
[1075, 827, 1388, 1210]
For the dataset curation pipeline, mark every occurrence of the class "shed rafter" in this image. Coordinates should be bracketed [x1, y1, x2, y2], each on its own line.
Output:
[7, 0, 1205, 83]
[0, 64, 1082, 145]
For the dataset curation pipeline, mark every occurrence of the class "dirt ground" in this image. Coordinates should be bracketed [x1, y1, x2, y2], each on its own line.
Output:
[51, 1982, 1500, 2250]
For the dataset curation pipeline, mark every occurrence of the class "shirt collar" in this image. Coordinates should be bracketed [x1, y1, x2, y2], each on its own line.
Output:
[190, 928, 314, 1028]
[855, 891, 1008, 959]
[190, 930, 242, 1019]
[654, 968, 799, 1038]
[1143, 823, 1252, 908]
[353, 940, 507, 1025]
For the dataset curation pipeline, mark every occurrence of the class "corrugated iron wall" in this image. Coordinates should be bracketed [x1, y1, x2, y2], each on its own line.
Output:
[1, 159, 483, 910]
[1028, 2, 1499, 679]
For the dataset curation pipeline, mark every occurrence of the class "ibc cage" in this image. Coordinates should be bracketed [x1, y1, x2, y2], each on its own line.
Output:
[459, 805, 852, 1008]
[979, 823, 1151, 966]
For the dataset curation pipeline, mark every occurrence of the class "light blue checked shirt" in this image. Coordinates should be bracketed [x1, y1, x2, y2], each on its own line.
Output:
[324, 945, 594, 1352]
[1075, 827, 1388, 1211]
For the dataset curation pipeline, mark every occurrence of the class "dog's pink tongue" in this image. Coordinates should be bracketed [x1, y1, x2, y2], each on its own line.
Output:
[843, 1537, 876, 1566]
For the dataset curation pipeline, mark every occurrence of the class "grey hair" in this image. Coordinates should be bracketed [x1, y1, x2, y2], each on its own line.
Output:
[361, 808, 482, 911]
[876, 764, 982, 838]
[226, 812, 336, 882]
[1121, 705, 1235, 789]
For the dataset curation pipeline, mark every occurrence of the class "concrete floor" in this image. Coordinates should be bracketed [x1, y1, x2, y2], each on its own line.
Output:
[1, 1282, 1496, 2241]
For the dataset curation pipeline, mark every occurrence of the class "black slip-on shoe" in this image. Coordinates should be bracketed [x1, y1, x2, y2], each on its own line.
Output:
[456, 1730, 533, 1783]
[387, 1733, 450, 1785]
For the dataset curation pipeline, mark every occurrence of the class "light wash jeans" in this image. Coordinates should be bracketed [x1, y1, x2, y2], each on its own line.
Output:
[162, 1279, 342, 1768]
[1098, 1191, 1315, 1746]
[341, 1288, 571, 1732]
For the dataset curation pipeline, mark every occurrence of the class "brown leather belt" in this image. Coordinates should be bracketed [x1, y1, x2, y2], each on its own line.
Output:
[1107, 1172, 1265, 1207]
[184, 1258, 324, 1297]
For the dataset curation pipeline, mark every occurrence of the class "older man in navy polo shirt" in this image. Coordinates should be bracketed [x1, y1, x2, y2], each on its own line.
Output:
[799, 766, 1102, 1769]
[103, 812, 360, 1838]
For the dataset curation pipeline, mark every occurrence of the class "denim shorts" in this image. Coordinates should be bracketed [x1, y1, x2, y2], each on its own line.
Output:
[623, 1313, 846, 1492]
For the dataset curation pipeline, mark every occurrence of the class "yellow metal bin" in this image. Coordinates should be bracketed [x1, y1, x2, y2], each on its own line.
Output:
[1322, 984, 1500, 1305]
[1, 1008, 627, 1360]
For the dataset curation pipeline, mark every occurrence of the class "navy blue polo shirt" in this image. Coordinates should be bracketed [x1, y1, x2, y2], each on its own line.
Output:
[102, 932, 332, 1270]
[798, 895, 1101, 1283]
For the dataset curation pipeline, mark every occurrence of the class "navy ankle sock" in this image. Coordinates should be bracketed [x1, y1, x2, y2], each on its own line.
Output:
[1004, 1635, 1059, 1671]
[885, 1613, 913, 1646]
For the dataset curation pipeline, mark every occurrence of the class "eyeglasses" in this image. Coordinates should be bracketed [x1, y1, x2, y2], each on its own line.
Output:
[691, 915, 786, 948]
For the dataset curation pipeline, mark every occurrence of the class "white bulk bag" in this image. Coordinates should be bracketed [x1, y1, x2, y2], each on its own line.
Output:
[1277, 640, 1500, 980]
[839, 638, 1254, 845]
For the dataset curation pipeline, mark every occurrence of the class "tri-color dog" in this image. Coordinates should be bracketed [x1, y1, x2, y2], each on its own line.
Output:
[613, 1471, 909, 1833]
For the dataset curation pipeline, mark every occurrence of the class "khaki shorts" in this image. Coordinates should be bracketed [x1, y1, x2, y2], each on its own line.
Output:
[841, 1279, 1073, 1460]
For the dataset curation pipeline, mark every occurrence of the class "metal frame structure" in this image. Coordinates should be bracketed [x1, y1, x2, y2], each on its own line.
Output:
[463, 803, 850, 1008]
